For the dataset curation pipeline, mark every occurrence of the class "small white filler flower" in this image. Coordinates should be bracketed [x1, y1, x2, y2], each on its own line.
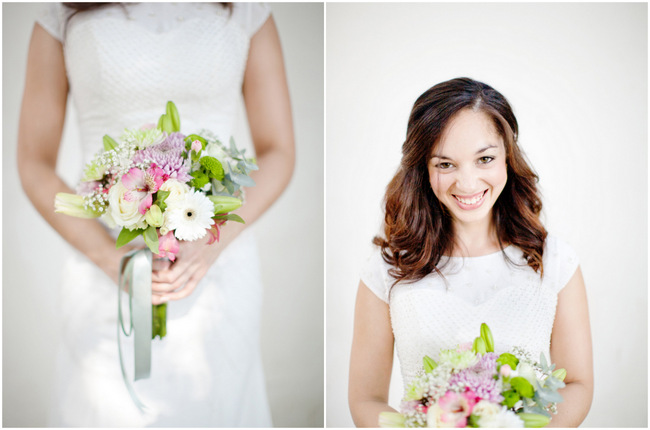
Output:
[166, 190, 215, 241]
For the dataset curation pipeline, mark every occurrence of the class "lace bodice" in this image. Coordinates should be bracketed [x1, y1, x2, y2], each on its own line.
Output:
[38, 3, 270, 166]
[361, 235, 579, 387]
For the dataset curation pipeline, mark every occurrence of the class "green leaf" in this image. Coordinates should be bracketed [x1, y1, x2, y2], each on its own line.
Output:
[154, 190, 170, 212]
[501, 389, 520, 408]
[423, 355, 437, 373]
[480, 323, 494, 353]
[116, 227, 144, 248]
[190, 170, 210, 189]
[161, 114, 174, 134]
[103, 134, 118, 151]
[208, 195, 242, 214]
[185, 134, 207, 148]
[222, 176, 238, 194]
[213, 213, 245, 224]
[517, 413, 550, 428]
[472, 336, 486, 355]
[166, 101, 180, 132]
[497, 352, 519, 370]
[142, 226, 159, 254]
[510, 376, 535, 398]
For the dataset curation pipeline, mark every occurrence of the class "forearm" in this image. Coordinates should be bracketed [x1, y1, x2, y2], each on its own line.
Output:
[350, 398, 397, 428]
[215, 143, 294, 245]
[547, 381, 593, 428]
[19, 157, 127, 283]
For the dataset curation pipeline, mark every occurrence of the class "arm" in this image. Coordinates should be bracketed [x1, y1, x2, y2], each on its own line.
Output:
[548, 266, 594, 427]
[349, 281, 397, 427]
[17, 23, 129, 284]
[151, 16, 295, 303]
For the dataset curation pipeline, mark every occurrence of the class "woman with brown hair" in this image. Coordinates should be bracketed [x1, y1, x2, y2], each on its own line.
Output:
[348, 77, 593, 427]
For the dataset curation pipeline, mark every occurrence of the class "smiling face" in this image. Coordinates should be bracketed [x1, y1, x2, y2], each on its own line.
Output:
[427, 109, 508, 229]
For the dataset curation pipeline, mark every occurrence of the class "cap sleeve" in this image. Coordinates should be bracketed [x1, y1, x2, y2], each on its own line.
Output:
[543, 235, 580, 293]
[36, 3, 67, 43]
[360, 248, 393, 303]
[232, 3, 271, 38]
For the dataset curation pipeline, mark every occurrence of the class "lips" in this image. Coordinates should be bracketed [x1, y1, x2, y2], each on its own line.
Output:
[452, 190, 487, 209]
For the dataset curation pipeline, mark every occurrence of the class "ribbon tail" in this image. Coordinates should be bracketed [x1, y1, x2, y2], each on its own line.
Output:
[117, 248, 153, 413]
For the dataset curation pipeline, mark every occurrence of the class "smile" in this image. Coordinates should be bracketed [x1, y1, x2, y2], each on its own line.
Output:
[452, 190, 487, 209]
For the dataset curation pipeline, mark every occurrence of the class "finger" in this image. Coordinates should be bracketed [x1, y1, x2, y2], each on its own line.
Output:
[163, 275, 201, 302]
[151, 294, 169, 305]
[151, 268, 194, 293]
[151, 258, 193, 284]
[152, 258, 171, 272]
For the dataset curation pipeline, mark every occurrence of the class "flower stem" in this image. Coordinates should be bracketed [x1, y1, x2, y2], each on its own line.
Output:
[152, 303, 167, 339]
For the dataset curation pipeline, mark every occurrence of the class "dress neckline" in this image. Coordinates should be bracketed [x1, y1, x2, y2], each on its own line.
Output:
[444, 244, 512, 260]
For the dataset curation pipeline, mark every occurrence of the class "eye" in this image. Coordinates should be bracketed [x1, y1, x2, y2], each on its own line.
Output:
[478, 156, 494, 165]
[436, 162, 453, 170]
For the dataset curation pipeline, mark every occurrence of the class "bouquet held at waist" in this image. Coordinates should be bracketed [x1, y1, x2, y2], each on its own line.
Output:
[380, 323, 566, 428]
[55, 101, 257, 339]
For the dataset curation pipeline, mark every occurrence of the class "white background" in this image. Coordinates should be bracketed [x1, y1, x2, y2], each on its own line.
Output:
[326, 3, 647, 428]
[2, 2, 323, 427]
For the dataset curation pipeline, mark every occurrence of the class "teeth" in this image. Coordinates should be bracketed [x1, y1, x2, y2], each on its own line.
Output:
[455, 192, 484, 205]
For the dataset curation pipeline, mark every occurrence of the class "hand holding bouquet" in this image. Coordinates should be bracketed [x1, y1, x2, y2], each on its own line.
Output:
[55, 101, 257, 339]
[380, 324, 566, 428]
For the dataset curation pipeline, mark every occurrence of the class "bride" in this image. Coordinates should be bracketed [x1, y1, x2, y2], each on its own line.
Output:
[348, 78, 593, 427]
[18, 3, 294, 427]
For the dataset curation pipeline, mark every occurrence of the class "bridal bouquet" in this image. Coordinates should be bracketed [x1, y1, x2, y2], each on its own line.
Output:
[55, 101, 257, 339]
[380, 324, 566, 428]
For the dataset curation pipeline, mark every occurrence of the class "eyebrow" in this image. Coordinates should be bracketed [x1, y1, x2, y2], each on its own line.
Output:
[431, 145, 499, 160]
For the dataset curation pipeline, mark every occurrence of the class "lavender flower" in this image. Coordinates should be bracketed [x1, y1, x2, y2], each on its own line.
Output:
[133, 132, 191, 182]
[449, 353, 504, 403]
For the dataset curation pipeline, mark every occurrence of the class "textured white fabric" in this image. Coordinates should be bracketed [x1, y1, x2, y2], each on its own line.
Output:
[37, 3, 272, 427]
[361, 235, 579, 388]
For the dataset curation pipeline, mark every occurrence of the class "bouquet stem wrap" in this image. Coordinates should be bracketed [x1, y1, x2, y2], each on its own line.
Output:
[118, 248, 153, 412]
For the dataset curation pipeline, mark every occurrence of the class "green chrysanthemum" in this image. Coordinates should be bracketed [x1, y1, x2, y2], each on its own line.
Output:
[121, 127, 165, 149]
[199, 156, 224, 180]
[438, 349, 478, 370]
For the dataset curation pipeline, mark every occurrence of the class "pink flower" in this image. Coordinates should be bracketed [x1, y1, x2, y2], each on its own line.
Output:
[206, 218, 227, 245]
[157, 231, 180, 261]
[121, 164, 166, 215]
[191, 139, 202, 153]
[434, 390, 479, 427]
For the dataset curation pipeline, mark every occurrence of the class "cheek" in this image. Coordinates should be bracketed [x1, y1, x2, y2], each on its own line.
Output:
[428, 169, 452, 198]
[488, 161, 508, 191]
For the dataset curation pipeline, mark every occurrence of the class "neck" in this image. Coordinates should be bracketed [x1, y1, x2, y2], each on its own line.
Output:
[451, 217, 501, 257]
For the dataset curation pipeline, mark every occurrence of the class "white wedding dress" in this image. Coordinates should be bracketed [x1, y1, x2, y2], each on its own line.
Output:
[361, 235, 579, 388]
[38, 3, 272, 427]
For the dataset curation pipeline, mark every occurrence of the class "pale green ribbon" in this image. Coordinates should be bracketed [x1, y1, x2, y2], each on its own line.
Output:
[118, 248, 152, 413]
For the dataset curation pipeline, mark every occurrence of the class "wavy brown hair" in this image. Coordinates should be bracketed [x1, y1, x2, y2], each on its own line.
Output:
[374, 77, 547, 286]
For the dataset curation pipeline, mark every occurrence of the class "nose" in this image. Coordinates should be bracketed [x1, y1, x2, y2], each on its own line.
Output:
[455, 165, 479, 193]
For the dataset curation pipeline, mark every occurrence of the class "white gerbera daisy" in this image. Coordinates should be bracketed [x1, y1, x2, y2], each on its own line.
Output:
[166, 190, 215, 241]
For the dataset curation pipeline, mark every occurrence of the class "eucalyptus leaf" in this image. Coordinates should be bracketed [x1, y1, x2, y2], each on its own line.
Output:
[523, 402, 551, 417]
[143, 226, 159, 254]
[229, 171, 256, 187]
[116, 227, 144, 248]
[543, 375, 566, 391]
[535, 387, 564, 404]
[223, 176, 238, 195]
